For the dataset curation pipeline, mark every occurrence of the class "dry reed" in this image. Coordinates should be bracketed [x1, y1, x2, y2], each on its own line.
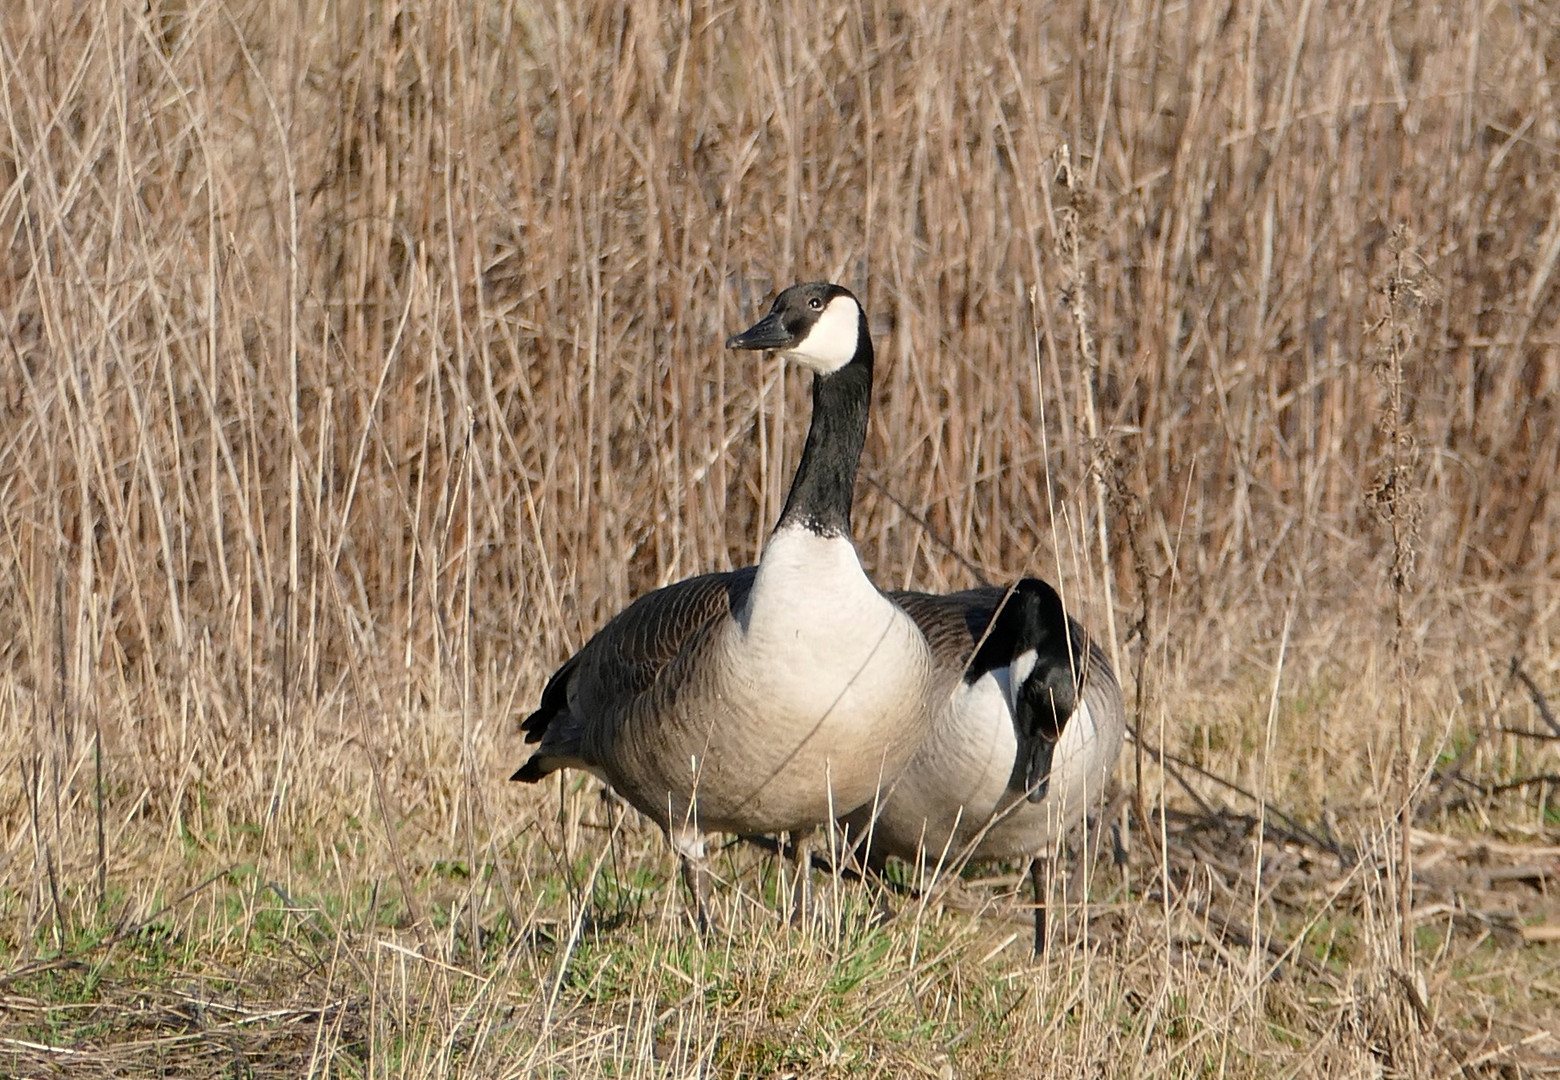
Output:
[1, 0, 1558, 1076]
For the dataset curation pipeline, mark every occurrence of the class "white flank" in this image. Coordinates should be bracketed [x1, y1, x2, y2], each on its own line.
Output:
[953, 670, 1020, 779]
[783, 294, 861, 374]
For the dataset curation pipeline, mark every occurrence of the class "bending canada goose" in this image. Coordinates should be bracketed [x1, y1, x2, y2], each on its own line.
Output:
[514, 282, 934, 928]
[844, 577, 1124, 954]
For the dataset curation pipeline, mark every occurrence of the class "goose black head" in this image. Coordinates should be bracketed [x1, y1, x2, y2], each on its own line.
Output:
[1001, 579, 1081, 802]
[726, 282, 866, 375]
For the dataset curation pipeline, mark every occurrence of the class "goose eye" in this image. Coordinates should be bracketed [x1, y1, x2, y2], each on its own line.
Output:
[808, 297, 823, 310]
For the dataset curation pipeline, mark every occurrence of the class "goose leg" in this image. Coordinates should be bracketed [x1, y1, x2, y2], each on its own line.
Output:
[1030, 857, 1049, 956]
[671, 828, 711, 933]
[681, 853, 711, 933]
[789, 827, 814, 925]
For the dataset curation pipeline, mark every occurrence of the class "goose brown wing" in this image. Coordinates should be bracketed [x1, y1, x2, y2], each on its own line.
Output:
[571, 567, 756, 718]
[890, 587, 1004, 678]
[1077, 631, 1123, 729]
[513, 567, 757, 781]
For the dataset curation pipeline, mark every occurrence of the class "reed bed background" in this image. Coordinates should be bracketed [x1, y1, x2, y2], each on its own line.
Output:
[2, 0, 1559, 1076]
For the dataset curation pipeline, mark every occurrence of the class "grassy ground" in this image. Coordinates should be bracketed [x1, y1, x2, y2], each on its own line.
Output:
[2, 0, 1560, 1076]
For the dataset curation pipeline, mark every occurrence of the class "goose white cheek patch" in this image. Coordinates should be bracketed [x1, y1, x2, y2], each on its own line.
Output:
[785, 295, 860, 373]
[1007, 649, 1038, 712]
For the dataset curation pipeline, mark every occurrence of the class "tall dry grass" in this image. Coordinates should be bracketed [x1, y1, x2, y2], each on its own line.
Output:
[1, 0, 1558, 1075]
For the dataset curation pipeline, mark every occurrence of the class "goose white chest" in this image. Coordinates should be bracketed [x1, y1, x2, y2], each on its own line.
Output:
[731, 527, 926, 721]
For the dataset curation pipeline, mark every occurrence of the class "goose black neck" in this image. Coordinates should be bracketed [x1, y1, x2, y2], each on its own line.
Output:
[775, 329, 873, 538]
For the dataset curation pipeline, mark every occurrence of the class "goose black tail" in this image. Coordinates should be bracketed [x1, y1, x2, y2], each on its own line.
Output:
[512, 654, 583, 783]
[511, 759, 549, 783]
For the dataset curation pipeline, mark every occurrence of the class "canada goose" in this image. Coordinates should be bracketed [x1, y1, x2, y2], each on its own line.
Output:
[843, 577, 1124, 954]
[514, 282, 934, 928]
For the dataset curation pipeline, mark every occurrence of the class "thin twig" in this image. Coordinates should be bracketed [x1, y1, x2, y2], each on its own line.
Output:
[1512, 659, 1560, 737]
[1129, 725, 1354, 864]
[1494, 725, 1560, 742]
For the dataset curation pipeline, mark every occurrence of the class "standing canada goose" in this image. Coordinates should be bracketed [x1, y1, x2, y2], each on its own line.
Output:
[514, 282, 934, 928]
[843, 577, 1124, 954]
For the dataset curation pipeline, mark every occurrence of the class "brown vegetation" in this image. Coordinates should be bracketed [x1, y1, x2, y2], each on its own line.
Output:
[1, 0, 1558, 1075]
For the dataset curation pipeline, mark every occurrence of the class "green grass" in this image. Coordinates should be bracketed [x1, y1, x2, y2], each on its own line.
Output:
[3, 813, 1557, 1077]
